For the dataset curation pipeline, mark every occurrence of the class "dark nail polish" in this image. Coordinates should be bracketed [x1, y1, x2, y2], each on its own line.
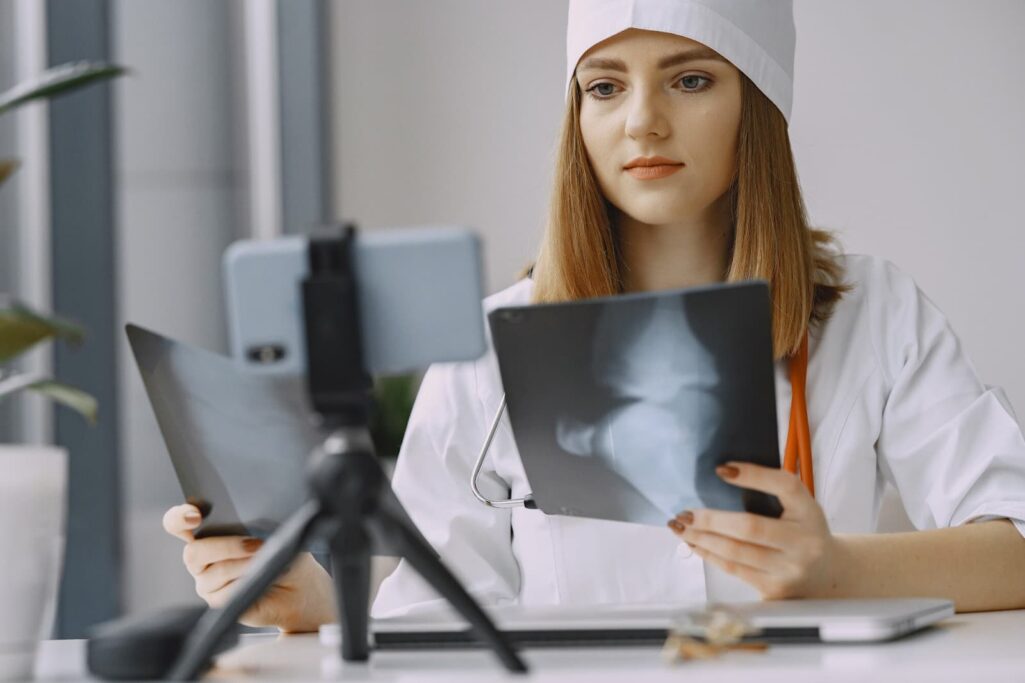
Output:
[667, 519, 686, 533]
[678, 510, 695, 525]
[716, 464, 740, 479]
[243, 538, 263, 553]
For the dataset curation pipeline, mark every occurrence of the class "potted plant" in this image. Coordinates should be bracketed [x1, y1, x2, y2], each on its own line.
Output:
[0, 61, 124, 681]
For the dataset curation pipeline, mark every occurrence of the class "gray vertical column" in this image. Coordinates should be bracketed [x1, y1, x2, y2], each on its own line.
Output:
[274, 0, 332, 573]
[47, 0, 121, 637]
[0, 0, 18, 442]
[0, 0, 16, 295]
[278, 0, 331, 233]
[116, 0, 238, 616]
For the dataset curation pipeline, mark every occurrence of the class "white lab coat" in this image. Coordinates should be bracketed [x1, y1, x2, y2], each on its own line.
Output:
[371, 254, 1025, 617]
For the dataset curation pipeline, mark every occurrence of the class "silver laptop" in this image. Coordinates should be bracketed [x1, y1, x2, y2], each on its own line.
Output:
[323, 599, 953, 648]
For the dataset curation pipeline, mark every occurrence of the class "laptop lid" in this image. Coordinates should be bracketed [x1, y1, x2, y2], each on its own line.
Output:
[343, 599, 954, 647]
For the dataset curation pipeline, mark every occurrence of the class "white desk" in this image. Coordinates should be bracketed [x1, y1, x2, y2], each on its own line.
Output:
[34, 609, 1025, 682]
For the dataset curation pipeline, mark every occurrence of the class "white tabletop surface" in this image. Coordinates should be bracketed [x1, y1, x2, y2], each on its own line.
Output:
[34, 609, 1025, 682]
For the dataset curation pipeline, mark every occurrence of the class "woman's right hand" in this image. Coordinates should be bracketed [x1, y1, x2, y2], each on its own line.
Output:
[162, 503, 337, 632]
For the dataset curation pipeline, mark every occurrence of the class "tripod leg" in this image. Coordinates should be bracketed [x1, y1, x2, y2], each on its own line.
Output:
[330, 523, 372, 661]
[372, 508, 528, 673]
[166, 500, 323, 680]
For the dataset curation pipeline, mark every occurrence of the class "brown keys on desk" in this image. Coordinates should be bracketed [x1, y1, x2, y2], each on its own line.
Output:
[662, 608, 769, 663]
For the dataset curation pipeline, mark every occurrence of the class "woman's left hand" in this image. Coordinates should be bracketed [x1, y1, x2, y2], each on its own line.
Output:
[668, 462, 839, 599]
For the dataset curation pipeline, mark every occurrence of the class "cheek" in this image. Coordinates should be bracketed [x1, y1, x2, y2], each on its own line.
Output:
[580, 111, 618, 181]
[683, 102, 741, 185]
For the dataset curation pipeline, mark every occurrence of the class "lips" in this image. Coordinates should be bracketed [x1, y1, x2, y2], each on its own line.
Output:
[623, 156, 684, 180]
[623, 155, 683, 169]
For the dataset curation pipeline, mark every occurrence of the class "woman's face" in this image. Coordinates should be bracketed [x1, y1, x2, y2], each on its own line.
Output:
[576, 29, 743, 226]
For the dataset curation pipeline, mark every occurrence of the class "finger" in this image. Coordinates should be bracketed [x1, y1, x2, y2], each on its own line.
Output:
[204, 581, 280, 627]
[677, 527, 786, 573]
[163, 504, 203, 542]
[677, 509, 791, 550]
[200, 580, 236, 609]
[196, 557, 252, 596]
[716, 462, 813, 514]
[689, 544, 774, 592]
[183, 536, 263, 577]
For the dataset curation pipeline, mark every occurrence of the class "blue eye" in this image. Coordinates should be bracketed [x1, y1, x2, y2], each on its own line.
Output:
[584, 75, 711, 101]
[586, 82, 618, 99]
[679, 75, 711, 92]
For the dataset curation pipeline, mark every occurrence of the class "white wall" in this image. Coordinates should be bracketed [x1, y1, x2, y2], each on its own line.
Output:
[791, 0, 1025, 416]
[329, 0, 1025, 416]
[328, 0, 566, 295]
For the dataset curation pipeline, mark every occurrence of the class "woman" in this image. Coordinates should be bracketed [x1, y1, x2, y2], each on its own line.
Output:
[163, 0, 1025, 631]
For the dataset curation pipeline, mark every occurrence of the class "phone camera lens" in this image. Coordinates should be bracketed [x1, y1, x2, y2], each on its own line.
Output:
[247, 345, 286, 364]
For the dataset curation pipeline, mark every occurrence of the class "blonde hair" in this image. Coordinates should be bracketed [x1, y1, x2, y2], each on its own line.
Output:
[531, 74, 847, 359]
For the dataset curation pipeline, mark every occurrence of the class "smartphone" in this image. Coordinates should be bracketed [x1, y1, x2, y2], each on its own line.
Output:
[223, 226, 487, 376]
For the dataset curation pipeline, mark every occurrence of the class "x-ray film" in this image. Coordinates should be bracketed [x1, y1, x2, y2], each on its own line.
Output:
[488, 282, 782, 526]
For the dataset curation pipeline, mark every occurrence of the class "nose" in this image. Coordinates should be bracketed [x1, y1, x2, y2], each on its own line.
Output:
[624, 86, 669, 140]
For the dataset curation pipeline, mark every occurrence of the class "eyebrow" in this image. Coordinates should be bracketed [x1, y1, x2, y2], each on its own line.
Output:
[577, 47, 727, 74]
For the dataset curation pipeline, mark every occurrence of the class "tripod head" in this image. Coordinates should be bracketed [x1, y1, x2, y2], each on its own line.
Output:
[302, 224, 374, 426]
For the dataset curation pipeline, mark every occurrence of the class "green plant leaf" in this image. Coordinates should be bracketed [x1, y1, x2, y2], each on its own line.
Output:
[369, 374, 417, 457]
[29, 380, 98, 425]
[0, 296, 84, 363]
[0, 372, 97, 425]
[0, 62, 128, 117]
[0, 159, 18, 186]
[0, 371, 97, 424]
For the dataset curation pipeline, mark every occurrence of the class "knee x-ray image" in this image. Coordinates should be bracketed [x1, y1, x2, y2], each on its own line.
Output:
[488, 282, 781, 526]
[555, 295, 723, 519]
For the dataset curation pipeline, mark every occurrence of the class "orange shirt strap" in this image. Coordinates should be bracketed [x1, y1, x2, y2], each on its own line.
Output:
[783, 332, 815, 497]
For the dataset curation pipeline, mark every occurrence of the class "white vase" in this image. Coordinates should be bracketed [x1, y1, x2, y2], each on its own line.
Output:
[0, 445, 67, 681]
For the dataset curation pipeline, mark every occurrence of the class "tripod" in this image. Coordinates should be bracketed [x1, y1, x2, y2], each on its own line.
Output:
[166, 227, 527, 679]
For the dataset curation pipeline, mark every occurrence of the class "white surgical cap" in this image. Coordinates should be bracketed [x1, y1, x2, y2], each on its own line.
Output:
[566, 0, 795, 122]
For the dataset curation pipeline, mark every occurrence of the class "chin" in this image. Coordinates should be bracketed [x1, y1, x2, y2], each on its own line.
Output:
[613, 198, 708, 228]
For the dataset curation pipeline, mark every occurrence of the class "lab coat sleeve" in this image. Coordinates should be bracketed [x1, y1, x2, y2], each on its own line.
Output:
[872, 261, 1025, 539]
[371, 359, 520, 617]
